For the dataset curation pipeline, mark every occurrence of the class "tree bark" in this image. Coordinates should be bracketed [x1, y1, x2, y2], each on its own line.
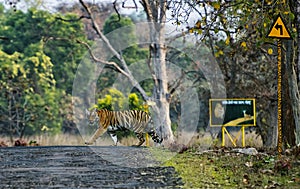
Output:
[287, 0, 300, 145]
[285, 39, 300, 146]
[257, 101, 278, 147]
[283, 40, 296, 147]
[151, 42, 174, 143]
[141, 0, 174, 144]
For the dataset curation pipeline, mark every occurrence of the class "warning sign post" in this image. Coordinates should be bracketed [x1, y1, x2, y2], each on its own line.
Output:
[267, 14, 292, 157]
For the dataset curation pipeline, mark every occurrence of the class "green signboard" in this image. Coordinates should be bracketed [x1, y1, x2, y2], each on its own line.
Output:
[209, 98, 256, 127]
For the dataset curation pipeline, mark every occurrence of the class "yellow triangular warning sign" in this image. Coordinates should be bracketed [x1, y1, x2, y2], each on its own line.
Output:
[267, 15, 292, 39]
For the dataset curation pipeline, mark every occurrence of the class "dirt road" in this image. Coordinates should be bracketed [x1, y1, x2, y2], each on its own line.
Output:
[0, 146, 183, 188]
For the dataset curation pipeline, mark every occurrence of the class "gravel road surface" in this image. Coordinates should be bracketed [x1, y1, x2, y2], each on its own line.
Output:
[0, 146, 183, 188]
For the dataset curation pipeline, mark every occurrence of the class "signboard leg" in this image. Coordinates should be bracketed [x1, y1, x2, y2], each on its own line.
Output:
[222, 126, 225, 147]
[224, 128, 237, 147]
[242, 126, 245, 147]
[145, 133, 149, 147]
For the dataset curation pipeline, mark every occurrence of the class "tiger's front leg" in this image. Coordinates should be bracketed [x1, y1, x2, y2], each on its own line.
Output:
[133, 133, 145, 147]
[85, 127, 107, 145]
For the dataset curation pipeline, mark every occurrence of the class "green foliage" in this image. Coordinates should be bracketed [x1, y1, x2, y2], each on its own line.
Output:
[42, 13, 88, 94]
[0, 8, 88, 94]
[96, 88, 125, 111]
[103, 13, 136, 43]
[97, 88, 125, 110]
[96, 88, 148, 112]
[97, 95, 113, 110]
[0, 8, 88, 137]
[128, 93, 149, 112]
[128, 93, 141, 110]
[0, 47, 63, 137]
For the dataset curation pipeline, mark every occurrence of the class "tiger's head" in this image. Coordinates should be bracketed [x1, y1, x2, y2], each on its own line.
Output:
[85, 108, 99, 125]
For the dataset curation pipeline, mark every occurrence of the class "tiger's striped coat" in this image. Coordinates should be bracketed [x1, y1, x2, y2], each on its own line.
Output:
[85, 109, 162, 146]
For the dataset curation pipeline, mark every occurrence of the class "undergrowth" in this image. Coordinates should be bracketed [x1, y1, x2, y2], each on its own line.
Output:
[152, 147, 300, 188]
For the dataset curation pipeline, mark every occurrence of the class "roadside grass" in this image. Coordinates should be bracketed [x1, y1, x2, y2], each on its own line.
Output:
[164, 150, 300, 188]
[1, 128, 261, 147]
[149, 132, 300, 189]
[150, 146, 300, 188]
[0, 133, 155, 146]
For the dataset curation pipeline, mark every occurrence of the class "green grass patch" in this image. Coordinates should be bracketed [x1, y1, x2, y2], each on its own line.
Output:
[151, 147, 300, 188]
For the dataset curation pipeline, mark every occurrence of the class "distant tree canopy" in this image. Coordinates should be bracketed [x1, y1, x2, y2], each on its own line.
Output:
[0, 7, 87, 94]
[0, 5, 88, 138]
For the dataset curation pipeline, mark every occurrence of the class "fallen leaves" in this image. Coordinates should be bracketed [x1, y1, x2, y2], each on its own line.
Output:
[163, 147, 300, 188]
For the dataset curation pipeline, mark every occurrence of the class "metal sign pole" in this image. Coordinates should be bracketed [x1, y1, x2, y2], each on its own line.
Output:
[277, 39, 282, 157]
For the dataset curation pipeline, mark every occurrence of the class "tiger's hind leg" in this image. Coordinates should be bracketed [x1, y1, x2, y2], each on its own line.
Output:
[148, 129, 163, 144]
[133, 132, 145, 146]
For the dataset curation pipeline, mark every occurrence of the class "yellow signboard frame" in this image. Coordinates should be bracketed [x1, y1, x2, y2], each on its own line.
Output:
[209, 98, 256, 147]
[209, 98, 256, 127]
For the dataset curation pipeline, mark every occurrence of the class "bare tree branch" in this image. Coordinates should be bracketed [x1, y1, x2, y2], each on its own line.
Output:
[55, 15, 90, 22]
[113, 0, 121, 22]
[122, 0, 139, 11]
[76, 40, 130, 78]
[0, 36, 9, 40]
[168, 69, 185, 95]
[159, 0, 166, 24]
[140, 0, 154, 22]
[78, 0, 150, 101]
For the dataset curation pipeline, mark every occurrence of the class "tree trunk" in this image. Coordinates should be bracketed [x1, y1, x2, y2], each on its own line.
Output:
[150, 41, 174, 143]
[283, 40, 296, 147]
[287, 0, 300, 145]
[8, 90, 14, 144]
[144, 0, 174, 144]
[285, 39, 300, 146]
[293, 0, 300, 145]
[257, 102, 278, 147]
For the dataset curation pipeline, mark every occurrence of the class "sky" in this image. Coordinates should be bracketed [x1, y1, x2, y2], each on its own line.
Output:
[1, 0, 142, 14]
[1, 0, 197, 23]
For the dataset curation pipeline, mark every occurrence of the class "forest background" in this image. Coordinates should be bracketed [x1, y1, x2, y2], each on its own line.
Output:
[0, 0, 299, 149]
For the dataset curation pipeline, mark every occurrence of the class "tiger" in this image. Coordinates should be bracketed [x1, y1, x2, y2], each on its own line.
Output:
[85, 108, 163, 146]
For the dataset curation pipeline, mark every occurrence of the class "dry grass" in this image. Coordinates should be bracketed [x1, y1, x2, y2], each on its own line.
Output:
[0, 134, 84, 147]
[0, 134, 148, 147]
[37, 134, 85, 146]
[0, 130, 262, 148]
[175, 130, 263, 150]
